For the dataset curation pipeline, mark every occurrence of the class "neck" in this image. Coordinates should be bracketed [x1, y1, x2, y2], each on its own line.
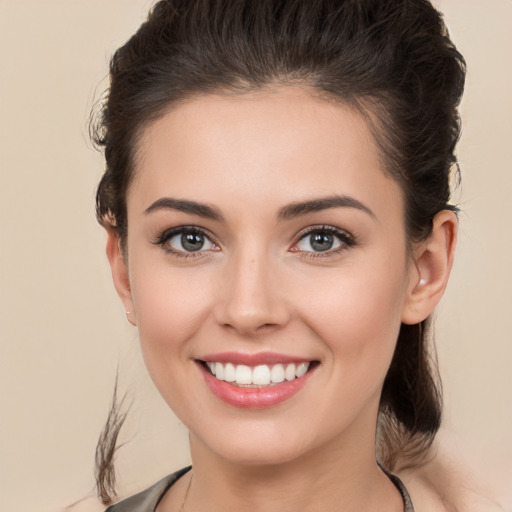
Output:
[182, 429, 403, 512]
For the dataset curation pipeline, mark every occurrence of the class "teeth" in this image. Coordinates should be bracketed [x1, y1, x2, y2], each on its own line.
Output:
[296, 363, 309, 378]
[223, 362, 236, 382]
[215, 362, 224, 380]
[205, 361, 311, 387]
[252, 365, 271, 385]
[270, 364, 285, 383]
[235, 364, 252, 385]
[284, 363, 296, 381]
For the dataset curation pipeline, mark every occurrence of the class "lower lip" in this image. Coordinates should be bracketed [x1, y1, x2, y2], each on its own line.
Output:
[198, 362, 315, 409]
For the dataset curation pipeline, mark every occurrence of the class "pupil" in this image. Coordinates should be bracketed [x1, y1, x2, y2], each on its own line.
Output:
[311, 233, 333, 251]
[181, 232, 204, 252]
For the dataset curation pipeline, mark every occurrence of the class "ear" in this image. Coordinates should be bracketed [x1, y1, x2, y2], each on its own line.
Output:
[401, 210, 458, 325]
[105, 228, 137, 326]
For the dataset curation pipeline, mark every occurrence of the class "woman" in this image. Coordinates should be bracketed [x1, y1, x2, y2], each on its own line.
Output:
[90, 0, 482, 510]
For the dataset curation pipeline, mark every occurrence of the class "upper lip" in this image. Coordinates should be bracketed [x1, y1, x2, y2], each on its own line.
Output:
[198, 351, 314, 366]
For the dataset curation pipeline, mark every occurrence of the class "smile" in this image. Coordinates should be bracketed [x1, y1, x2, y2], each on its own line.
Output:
[204, 361, 310, 387]
[196, 355, 318, 408]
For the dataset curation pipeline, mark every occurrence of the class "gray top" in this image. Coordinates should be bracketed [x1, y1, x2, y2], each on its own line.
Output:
[105, 467, 191, 512]
[105, 465, 414, 512]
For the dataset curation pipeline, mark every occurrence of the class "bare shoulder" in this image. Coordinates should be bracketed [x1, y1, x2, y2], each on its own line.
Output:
[399, 469, 506, 512]
[396, 440, 507, 512]
[398, 434, 506, 512]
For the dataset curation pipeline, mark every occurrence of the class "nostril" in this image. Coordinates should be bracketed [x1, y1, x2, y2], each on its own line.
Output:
[257, 322, 281, 332]
[213, 279, 291, 334]
[220, 321, 279, 334]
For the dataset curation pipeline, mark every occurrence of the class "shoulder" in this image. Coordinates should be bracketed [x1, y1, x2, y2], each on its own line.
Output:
[105, 467, 191, 512]
[397, 452, 506, 512]
[399, 473, 506, 512]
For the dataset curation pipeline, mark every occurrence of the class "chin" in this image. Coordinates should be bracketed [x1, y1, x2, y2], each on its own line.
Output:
[191, 421, 317, 467]
[218, 444, 307, 467]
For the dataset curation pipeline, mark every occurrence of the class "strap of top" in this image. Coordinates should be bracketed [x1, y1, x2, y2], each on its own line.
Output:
[104, 466, 192, 512]
[105, 465, 414, 512]
[386, 471, 415, 512]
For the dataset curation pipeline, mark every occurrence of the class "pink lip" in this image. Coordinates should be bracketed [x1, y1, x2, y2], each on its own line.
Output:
[196, 360, 316, 409]
[199, 351, 312, 366]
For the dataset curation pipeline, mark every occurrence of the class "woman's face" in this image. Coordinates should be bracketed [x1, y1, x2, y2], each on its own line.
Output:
[120, 87, 419, 466]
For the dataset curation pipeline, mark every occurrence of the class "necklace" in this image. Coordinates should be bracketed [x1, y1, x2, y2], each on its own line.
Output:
[178, 472, 193, 512]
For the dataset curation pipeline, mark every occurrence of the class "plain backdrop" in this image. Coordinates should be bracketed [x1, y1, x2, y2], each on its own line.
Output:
[0, 1, 511, 511]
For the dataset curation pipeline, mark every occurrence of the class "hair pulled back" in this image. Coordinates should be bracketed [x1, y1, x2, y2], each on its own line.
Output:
[92, 0, 465, 504]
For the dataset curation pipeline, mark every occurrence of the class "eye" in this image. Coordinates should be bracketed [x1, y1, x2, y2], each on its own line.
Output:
[155, 226, 218, 256]
[169, 230, 214, 252]
[292, 226, 355, 254]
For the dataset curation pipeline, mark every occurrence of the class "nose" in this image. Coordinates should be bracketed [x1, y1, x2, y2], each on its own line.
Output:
[213, 247, 291, 336]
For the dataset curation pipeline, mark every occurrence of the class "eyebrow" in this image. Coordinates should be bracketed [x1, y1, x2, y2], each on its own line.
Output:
[144, 198, 224, 221]
[278, 195, 375, 220]
[144, 194, 374, 222]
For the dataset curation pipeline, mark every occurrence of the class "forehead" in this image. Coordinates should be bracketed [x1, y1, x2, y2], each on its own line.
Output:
[130, 87, 403, 219]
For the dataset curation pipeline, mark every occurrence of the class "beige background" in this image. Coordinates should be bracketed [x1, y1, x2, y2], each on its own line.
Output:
[0, 1, 510, 511]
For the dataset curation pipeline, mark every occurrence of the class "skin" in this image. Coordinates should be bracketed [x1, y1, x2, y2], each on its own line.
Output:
[399, 432, 507, 512]
[107, 87, 458, 512]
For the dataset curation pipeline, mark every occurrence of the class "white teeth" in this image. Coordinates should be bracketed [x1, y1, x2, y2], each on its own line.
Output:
[284, 363, 296, 381]
[223, 362, 236, 382]
[270, 364, 285, 383]
[296, 363, 309, 378]
[235, 364, 252, 385]
[215, 362, 224, 380]
[252, 365, 271, 385]
[205, 361, 312, 386]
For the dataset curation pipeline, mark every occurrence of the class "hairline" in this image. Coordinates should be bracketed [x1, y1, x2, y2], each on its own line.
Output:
[122, 82, 413, 255]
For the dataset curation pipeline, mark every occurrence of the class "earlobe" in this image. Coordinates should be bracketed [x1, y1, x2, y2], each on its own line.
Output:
[105, 229, 137, 326]
[401, 210, 458, 325]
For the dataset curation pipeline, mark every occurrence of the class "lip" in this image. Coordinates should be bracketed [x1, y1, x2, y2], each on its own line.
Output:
[196, 358, 317, 409]
[199, 351, 313, 366]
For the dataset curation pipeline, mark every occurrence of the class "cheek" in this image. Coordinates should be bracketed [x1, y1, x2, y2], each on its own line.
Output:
[293, 273, 407, 444]
[128, 260, 214, 375]
[295, 257, 408, 380]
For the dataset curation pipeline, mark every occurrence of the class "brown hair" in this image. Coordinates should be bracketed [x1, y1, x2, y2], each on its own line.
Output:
[91, 0, 465, 504]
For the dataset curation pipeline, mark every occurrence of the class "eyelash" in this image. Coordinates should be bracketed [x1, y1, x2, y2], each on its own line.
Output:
[152, 226, 219, 259]
[291, 225, 356, 259]
[153, 225, 356, 259]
